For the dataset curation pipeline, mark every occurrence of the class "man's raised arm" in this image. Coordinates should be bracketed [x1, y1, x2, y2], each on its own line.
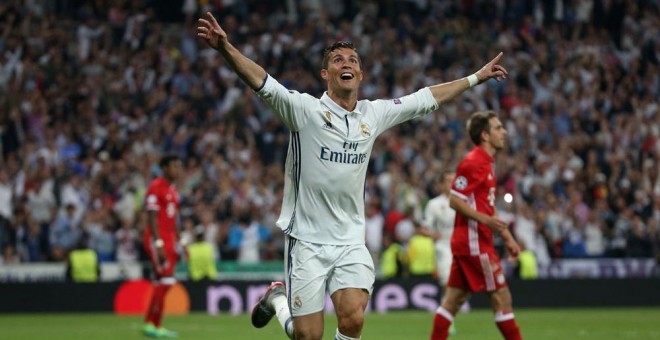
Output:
[428, 52, 508, 106]
[197, 11, 267, 90]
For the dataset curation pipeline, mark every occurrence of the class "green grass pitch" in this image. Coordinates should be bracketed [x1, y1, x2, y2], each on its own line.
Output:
[1, 308, 659, 339]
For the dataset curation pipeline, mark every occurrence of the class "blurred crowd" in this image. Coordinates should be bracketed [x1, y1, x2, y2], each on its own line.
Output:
[0, 0, 658, 269]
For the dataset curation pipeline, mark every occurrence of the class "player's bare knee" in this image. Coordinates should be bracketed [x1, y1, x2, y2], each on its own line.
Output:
[442, 288, 469, 314]
[337, 309, 364, 335]
[490, 287, 513, 311]
[294, 327, 324, 340]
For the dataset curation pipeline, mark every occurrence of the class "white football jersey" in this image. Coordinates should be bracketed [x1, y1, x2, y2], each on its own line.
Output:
[424, 194, 456, 248]
[257, 75, 439, 245]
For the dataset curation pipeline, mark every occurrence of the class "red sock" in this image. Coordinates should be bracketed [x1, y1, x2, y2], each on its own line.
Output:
[430, 306, 454, 340]
[145, 283, 172, 327]
[144, 283, 158, 324]
[495, 311, 522, 340]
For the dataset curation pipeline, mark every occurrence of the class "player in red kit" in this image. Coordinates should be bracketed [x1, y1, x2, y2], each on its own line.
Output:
[141, 154, 183, 338]
[430, 111, 522, 340]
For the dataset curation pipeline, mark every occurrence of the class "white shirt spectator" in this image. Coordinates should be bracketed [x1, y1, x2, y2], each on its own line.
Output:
[77, 22, 104, 61]
[424, 194, 455, 248]
[514, 210, 536, 252]
[26, 179, 56, 224]
[115, 224, 139, 262]
[238, 222, 261, 264]
[584, 220, 605, 257]
[365, 206, 384, 256]
[0, 171, 13, 220]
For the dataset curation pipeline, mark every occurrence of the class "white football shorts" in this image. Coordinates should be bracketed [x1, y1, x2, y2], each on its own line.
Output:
[436, 243, 453, 286]
[284, 236, 375, 316]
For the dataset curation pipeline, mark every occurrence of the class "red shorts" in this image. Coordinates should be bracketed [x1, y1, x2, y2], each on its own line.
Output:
[447, 252, 507, 292]
[144, 238, 178, 278]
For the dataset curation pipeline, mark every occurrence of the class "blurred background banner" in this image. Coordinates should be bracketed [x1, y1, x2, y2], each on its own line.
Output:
[2, 258, 655, 283]
[0, 262, 143, 282]
[2, 278, 659, 314]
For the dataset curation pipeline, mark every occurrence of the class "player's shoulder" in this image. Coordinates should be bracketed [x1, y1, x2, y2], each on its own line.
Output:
[426, 195, 444, 207]
[356, 98, 376, 112]
[359, 97, 400, 111]
[147, 177, 166, 191]
[296, 90, 320, 103]
[457, 152, 490, 176]
[463, 148, 491, 165]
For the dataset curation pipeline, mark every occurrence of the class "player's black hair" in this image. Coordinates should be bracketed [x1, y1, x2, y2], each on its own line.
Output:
[159, 153, 181, 169]
[467, 111, 498, 146]
[440, 169, 455, 180]
[321, 41, 362, 69]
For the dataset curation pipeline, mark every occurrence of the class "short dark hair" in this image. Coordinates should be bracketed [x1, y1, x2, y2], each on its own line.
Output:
[440, 169, 455, 180]
[467, 111, 498, 145]
[321, 41, 361, 69]
[159, 153, 180, 169]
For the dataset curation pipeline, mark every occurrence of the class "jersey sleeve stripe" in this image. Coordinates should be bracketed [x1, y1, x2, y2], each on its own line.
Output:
[468, 193, 480, 255]
[283, 132, 301, 235]
[255, 74, 269, 92]
[285, 237, 297, 311]
[450, 189, 468, 200]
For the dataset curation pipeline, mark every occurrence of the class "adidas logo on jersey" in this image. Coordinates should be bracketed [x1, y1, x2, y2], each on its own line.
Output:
[322, 111, 333, 129]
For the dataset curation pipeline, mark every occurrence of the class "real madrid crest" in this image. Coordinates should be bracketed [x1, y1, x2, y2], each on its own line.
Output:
[360, 123, 371, 137]
[293, 295, 302, 309]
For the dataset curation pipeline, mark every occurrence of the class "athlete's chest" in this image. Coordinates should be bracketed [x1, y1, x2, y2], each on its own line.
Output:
[479, 167, 496, 209]
[312, 107, 376, 144]
[160, 186, 179, 206]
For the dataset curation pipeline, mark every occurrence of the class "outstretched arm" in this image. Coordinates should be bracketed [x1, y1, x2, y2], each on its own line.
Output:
[429, 52, 508, 105]
[197, 12, 267, 90]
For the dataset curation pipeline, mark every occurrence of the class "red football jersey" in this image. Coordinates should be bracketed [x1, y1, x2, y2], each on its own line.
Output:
[143, 177, 179, 245]
[450, 146, 497, 256]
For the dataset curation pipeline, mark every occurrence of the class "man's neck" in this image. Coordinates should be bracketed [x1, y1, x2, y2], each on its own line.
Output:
[481, 143, 497, 157]
[327, 89, 358, 112]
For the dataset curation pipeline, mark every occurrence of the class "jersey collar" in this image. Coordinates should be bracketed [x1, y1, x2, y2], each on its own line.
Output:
[320, 92, 362, 116]
[475, 145, 494, 163]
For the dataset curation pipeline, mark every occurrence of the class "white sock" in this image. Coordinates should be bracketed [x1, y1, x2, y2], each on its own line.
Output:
[272, 295, 294, 339]
[335, 328, 360, 340]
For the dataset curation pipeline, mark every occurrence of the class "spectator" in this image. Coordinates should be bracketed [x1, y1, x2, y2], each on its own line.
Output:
[195, 208, 220, 260]
[49, 203, 82, 261]
[627, 214, 653, 258]
[87, 218, 116, 263]
[380, 233, 406, 279]
[1, 244, 20, 265]
[66, 238, 100, 283]
[0, 170, 14, 243]
[187, 226, 218, 281]
[115, 218, 139, 263]
[365, 198, 384, 267]
[25, 170, 57, 232]
[228, 212, 271, 264]
[407, 223, 436, 280]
